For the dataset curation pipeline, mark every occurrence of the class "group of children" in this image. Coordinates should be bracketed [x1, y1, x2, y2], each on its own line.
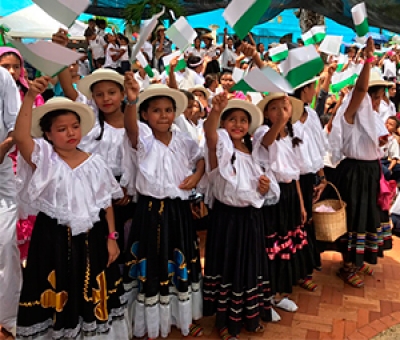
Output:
[0, 23, 394, 340]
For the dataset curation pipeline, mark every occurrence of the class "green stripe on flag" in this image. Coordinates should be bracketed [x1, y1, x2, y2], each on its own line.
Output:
[331, 74, 358, 92]
[144, 65, 154, 77]
[285, 58, 324, 89]
[303, 36, 315, 46]
[270, 50, 288, 62]
[232, 0, 271, 40]
[355, 18, 369, 37]
[231, 79, 255, 93]
[165, 58, 187, 75]
[336, 64, 344, 72]
[314, 32, 326, 44]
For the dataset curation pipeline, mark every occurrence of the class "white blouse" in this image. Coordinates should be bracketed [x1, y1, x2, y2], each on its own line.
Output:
[124, 122, 203, 200]
[330, 91, 388, 164]
[293, 106, 328, 174]
[253, 125, 301, 183]
[76, 92, 126, 177]
[382, 135, 400, 159]
[16, 139, 123, 236]
[379, 99, 396, 124]
[205, 129, 279, 208]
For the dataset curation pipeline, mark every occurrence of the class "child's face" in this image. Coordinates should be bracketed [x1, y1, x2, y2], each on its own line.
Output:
[46, 113, 82, 149]
[183, 99, 194, 119]
[91, 81, 124, 115]
[0, 54, 21, 83]
[370, 88, 385, 112]
[386, 118, 398, 133]
[220, 73, 234, 91]
[141, 98, 175, 133]
[264, 97, 292, 124]
[220, 109, 250, 141]
[302, 82, 317, 104]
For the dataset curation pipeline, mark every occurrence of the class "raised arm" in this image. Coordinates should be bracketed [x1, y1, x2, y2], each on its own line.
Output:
[241, 42, 264, 69]
[203, 93, 228, 170]
[52, 29, 79, 101]
[124, 72, 141, 149]
[343, 37, 374, 124]
[14, 77, 50, 169]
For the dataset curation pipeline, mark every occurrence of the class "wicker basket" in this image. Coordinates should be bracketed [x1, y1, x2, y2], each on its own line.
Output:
[312, 182, 347, 242]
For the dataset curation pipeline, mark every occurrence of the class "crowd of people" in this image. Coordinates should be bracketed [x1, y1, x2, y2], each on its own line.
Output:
[0, 17, 399, 340]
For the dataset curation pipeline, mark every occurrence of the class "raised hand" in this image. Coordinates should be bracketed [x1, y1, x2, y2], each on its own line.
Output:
[52, 28, 69, 47]
[124, 72, 140, 102]
[27, 76, 51, 98]
[211, 92, 229, 114]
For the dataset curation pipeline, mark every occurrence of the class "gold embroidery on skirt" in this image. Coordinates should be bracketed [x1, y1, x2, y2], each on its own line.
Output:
[92, 272, 109, 321]
[40, 271, 68, 312]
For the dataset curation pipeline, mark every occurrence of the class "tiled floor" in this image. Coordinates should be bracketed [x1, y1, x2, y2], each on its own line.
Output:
[165, 234, 400, 340]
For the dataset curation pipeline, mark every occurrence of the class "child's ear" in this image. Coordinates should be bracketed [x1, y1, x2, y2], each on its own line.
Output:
[141, 110, 148, 121]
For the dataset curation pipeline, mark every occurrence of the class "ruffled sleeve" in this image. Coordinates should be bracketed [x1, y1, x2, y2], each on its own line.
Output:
[208, 129, 236, 180]
[120, 134, 138, 199]
[263, 167, 280, 206]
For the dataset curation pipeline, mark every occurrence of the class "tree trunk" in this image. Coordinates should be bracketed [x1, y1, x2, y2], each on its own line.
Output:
[299, 9, 325, 33]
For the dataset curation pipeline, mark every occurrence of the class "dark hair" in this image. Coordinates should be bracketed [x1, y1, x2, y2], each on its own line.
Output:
[187, 56, 202, 70]
[180, 89, 195, 102]
[220, 108, 253, 152]
[388, 115, 400, 128]
[256, 43, 264, 51]
[117, 33, 129, 45]
[293, 82, 315, 100]
[219, 70, 233, 82]
[204, 74, 219, 88]
[88, 19, 95, 23]
[0, 52, 28, 94]
[233, 40, 242, 50]
[39, 110, 81, 143]
[84, 27, 95, 37]
[90, 80, 124, 140]
[263, 101, 302, 148]
[320, 114, 331, 127]
[138, 95, 177, 122]
[368, 85, 387, 96]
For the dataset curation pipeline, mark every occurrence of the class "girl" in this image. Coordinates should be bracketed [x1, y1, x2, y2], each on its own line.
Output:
[14, 77, 128, 339]
[253, 93, 314, 316]
[104, 34, 124, 71]
[203, 95, 279, 339]
[0, 47, 44, 263]
[53, 29, 134, 271]
[329, 38, 392, 287]
[123, 79, 205, 339]
[382, 116, 400, 181]
[117, 34, 131, 74]
[379, 82, 397, 124]
[220, 71, 246, 100]
[292, 77, 330, 291]
[189, 85, 210, 115]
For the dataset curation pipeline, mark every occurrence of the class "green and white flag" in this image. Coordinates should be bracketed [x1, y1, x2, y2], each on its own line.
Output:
[11, 39, 82, 77]
[280, 45, 324, 89]
[163, 51, 187, 74]
[166, 16, 197, 52]
[223, 0, 271, 40]
[331, 64, 363, 92]
[269, 44, 289, 62]
[301, 25, 326, 46]
[231, 66, 294, 94]
[32, 0, 89, 28]
[319, 35, 343, 56]
[136, 51, 154, 77]
[335, 54, 348, 72]
[351, 2, 369, 37]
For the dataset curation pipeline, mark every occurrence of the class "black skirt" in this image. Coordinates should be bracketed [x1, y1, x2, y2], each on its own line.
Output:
[17, 211, 126, 339]
[203, 200, 272, 337]
[325, 158, 382, 267]
[299, 173, 322, 270]
[123, 195, 202, 337]
[263, 181, 315, 295]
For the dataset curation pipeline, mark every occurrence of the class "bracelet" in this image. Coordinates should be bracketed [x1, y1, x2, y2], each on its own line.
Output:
[365, 57, 375, 64]
[126, 97, 139, 106]
[319, 175, 327, 182]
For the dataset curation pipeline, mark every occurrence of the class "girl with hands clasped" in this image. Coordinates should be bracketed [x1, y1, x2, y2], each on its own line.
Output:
[202, 94, 280, 340]
[14, 77, 129, 339]
[253, 93, 315, 320]
[123, 73, 205, 339]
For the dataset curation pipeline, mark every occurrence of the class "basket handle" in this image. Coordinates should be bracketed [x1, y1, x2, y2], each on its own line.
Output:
[325, 181, 345, 207]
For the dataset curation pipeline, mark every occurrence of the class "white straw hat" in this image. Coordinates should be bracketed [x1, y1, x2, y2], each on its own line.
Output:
[77, 69, 124, 99]
[368, 69, 392, 88]
[31, 97, 95, 138]
[137, 84, 188, 117]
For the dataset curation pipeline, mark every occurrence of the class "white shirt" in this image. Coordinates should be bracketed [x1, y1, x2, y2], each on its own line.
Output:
[89, 36, 106, 59]
[382, 135, 400, 159]
[125, 122, 203, 200]
[253, 125, 301, 183]
[104, 43, 119, 68]
[221, 46, 236, 70]
[174, 115, 198, 141]
[379, 99, 397, 124]
[330, 91, 388, 163]
[383, 59, 397, 79]
[142, 41, 153, 61]
[185, 46, 205, 58]
[205, 129, 279, 208]
[16, 139, 123, 236]
[293, 106, 328, 174]
[78, 60, 90, 77]
[119, 45, 129, 61]
[174, 68, 204, 90]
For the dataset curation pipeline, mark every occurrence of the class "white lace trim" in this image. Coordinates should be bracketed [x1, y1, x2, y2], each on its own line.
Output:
[16, 306, 125, 338]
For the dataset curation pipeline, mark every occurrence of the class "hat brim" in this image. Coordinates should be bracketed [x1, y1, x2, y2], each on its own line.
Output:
[77, 70, 124, 99]
[257, 93, 304, 124]
[202, 34, 214, 41]
[221, 99, 263, 135]
[293, 76, 320, 91]
[368, 80, 392, 88]
[188, 86, 210, 100]
[137, 87, 188, 118]
[31, 101, 95, 138]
